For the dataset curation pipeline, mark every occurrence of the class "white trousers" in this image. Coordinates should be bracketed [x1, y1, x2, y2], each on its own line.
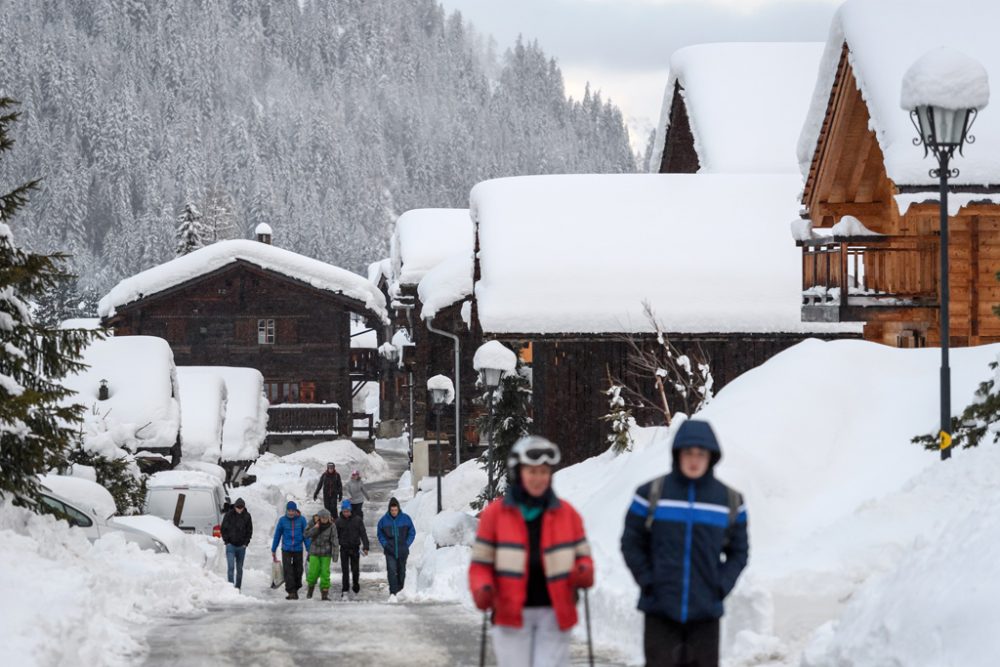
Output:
[492, 607, 571, 667]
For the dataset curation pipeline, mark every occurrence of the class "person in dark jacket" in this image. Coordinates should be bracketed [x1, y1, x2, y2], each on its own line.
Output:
[312, 462, 343, 514]
[377, 497, 416, 600]
[221, 497, 252, 590]
[621, 419, 749, 667]
[271, 501, 311, 600]
[304, 508, 339, 600]
[335, 499, 369, 598]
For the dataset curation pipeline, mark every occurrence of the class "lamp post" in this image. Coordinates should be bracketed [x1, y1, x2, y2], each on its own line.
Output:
[473, 341, 518, 501]
[427, 375, 455, 513]
[903, 47, 989, 460]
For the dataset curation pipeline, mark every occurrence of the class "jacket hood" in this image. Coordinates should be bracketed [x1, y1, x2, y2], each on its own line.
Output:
[672, 419, 722, 466]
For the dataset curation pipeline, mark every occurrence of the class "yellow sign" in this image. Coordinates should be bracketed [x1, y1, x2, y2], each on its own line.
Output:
[940, 431, 953, 451]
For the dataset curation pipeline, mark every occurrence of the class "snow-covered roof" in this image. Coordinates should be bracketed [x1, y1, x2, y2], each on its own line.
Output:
[176, 368, 227, 464]
[367, 257, 391, 288]
[649, 42, 824, 174]
[180, 366, 268, 462]
[471, 174, 862, 336]
[799, 0, 1000, 189]
[417, 252, 473, 321]
[59, 318, 103, 330]
[61, 336, 181, 458]
[390, 209, 473, 287]
[98, 240, 388, 322]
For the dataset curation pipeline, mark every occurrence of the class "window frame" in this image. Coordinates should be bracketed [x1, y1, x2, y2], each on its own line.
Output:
[257, 318, 276, 345]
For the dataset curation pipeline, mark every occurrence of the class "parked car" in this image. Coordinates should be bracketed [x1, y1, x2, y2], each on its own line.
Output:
[145, 470, 230, 537]
[38, 475, 169, 554]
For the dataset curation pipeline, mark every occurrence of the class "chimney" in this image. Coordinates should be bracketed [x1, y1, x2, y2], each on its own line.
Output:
[255, 222, 273, 245]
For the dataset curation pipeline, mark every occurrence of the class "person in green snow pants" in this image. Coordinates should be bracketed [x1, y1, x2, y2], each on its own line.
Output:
[305, 508, 339, 600]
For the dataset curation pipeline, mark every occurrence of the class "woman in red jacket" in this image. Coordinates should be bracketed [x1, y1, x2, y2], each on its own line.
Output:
[469, 436, 595, 666]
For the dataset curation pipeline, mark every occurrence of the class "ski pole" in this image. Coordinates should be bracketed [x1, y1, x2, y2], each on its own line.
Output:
[584, 589, 594, 667]
[479, 611, 489, 667]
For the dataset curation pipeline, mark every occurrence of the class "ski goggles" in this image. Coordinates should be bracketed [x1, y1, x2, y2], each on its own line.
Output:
[510, 438, 562, 466]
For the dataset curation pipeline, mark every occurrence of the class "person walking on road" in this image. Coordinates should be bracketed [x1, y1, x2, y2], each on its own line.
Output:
[344, 470, 370, 520]
[469, 436, 595, 667]
[221, 497, 252, 590]
[312, 462, 343, 515]
[271, 501, 311, 600]
[304, 508, 339, 600]
[620, 419, 749, 667]
[335, 499, 369, 598]
[377, 497, 416, 601]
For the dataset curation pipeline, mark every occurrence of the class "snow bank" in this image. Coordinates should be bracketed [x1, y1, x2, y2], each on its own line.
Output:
[181, 366, 267, 462]
[250, 440, 391, 503]
[59, 318, 103, 330]
[799, 0, 1000, 188]
[98, 239, 387, 322]
[62, 336, 180, 458]
[390, 209, 472, 287]
[649, 43, 823, 174]
[176, 368, 227, 463]
[430, 510, 478, 548]
[553, 338, 1000, 664]
[0, 501, 243, 666]
[471, 174, 861, 335]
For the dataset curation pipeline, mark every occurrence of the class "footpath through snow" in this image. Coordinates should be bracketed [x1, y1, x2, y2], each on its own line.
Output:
[401, 339, 1000, 666]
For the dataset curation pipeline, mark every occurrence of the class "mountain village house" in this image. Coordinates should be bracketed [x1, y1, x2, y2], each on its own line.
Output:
[98, 228, 388, 442]
[795, 2, 1000, 348]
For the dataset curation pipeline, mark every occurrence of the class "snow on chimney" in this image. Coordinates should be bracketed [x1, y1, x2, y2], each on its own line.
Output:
[255, 222, 273, 245]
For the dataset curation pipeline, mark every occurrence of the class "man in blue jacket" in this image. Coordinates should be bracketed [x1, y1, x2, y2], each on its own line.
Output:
[272, 501, 311, 600]
[621, 419, 749, 667]
[376, 496, 416, 601]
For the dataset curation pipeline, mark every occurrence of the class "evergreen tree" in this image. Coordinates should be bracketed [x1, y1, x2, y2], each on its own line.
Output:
[0, 98, 98, 508]
[175, 202, 203, 255]
[601, 381, 634, 454]
[471, 356, 532, 511]
[913, 358, 1000, 451]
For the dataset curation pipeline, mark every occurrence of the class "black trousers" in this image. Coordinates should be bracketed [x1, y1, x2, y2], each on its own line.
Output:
[644, 614, 719, 667]
[322, 496, 339, 515]
[340, 547, 361, 592]
[282, 551, 304, 593]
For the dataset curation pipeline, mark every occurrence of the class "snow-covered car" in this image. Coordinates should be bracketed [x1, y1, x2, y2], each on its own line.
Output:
[38, 475, 169, 554]
[145, 470, 230, 537]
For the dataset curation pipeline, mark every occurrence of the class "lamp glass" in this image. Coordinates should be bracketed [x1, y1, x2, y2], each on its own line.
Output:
[429, 386, 449, 406]
[479, 367, 504, 389]
[918, 105, 971, 147]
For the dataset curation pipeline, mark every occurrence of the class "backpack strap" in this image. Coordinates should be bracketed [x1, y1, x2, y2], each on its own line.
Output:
[644, 476, 665, 531]
[722, 486, 742, 550]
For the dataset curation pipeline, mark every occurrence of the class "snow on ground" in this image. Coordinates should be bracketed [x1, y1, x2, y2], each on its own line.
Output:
[0, 501, 245, 666]
[399, 339, 1000, 666]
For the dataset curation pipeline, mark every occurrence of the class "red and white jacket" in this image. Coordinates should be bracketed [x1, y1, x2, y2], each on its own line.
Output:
[469, 493, 593, 631]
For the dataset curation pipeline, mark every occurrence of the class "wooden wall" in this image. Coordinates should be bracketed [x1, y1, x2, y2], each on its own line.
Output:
[656, 82, 701, 174]
[109, 262, 366, 436]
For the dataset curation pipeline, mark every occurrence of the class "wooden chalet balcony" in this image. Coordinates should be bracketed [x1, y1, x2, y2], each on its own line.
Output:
[267, 403, 341, 435]
[799, 235, 939, 323]
[350, 348, 380, 382]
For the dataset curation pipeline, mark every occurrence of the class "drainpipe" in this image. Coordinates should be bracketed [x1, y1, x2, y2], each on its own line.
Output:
[425, 316, 461, 468]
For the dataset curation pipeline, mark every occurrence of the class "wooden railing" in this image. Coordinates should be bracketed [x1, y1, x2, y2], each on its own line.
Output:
[350, 348, 380, 381]
[801, 236, 939, 309]
[267, 404, 340, 434]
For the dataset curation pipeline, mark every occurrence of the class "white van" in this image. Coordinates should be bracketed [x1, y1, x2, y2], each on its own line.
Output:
[145, 470, 229, 537]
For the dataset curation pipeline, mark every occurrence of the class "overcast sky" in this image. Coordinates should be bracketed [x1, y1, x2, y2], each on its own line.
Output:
[438, 0, 842, 150]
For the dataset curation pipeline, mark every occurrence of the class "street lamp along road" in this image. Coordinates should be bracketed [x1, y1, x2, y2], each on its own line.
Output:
[902, 46, 989, 460]
[473, 341, 518, 501]
[427, 374, 455, 513]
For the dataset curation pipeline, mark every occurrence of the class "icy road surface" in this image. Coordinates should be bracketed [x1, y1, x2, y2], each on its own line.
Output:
[144, 450, 625, 666]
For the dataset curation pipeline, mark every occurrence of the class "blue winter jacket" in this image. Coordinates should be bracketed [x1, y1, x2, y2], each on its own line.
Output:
[377, 511, 416, 559]
[620, 420, 749, 623]
[271, 513, 311, 553]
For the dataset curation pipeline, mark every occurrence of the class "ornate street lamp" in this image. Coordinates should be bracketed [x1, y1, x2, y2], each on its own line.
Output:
[902, 47, 989, 460]
[427, 375, 455, 513]
[473, 341, 518, 500]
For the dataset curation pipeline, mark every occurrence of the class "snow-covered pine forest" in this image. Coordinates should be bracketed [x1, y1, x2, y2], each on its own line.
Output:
[0, 0, 636, 307]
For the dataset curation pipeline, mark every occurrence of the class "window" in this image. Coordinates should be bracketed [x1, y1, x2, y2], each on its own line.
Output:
[257, 319, 275, 344]
[264, 381, 303, 404]
[300, 382, 316, 403]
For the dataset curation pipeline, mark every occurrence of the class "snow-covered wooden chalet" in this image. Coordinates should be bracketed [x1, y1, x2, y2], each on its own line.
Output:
[98, 230, 388, 439]
[797, 0, 1000, 347]
[380, 208, 476, 463]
